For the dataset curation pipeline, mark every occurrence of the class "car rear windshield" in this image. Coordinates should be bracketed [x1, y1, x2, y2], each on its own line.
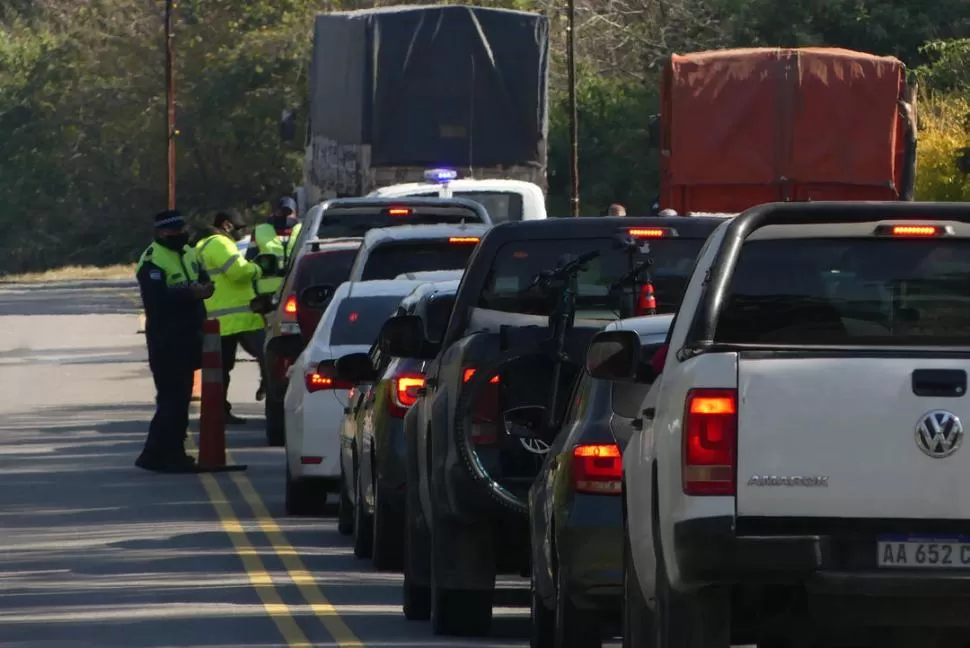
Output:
[295, 249, 358, 294]
[402, 191, 524, 223]
[329, 296, 405, 346]
[715, 238, 970, 346]
[315, 206, 485, 239]
[477, 237, 705, 317]
[360, 240, 478, 281]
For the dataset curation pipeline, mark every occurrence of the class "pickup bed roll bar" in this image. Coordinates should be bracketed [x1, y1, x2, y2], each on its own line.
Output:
[685, 200, 970, 352]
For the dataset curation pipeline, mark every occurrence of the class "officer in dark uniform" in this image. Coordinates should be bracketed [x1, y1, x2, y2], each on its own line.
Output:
[135, 210, 215, 473]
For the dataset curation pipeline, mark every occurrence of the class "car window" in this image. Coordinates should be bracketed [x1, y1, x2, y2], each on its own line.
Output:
[425, 294, 456, 343]
[560, 372, 593, 433]
[361, 241, 478, 281]
[451, 192, 523, 223]
[329, 296, 406, 346]
[296, 249, 358, 293]
[477, 237, 705, 317]
[610, 342, 665, 419]
[716, 238, 970, 346]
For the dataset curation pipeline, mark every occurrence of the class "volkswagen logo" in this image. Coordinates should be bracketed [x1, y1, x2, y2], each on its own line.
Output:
[519, 437, 551, 455]
[915, 410, 964, 458]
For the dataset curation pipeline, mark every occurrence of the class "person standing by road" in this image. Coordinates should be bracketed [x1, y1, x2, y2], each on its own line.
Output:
[196, 212, 267, 425]
[251, 196, 302, 299]
[135, 210, 214, 473]
[606, 203, 627, 216]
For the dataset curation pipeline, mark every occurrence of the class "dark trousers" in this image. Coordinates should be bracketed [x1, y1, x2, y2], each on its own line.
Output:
[221, 329, 267, 411]
[142, 353, 194, 461]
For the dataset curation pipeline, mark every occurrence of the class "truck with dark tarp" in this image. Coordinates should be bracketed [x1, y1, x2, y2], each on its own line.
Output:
[657, 47, 918, 214]
[303, 5, 550, 205]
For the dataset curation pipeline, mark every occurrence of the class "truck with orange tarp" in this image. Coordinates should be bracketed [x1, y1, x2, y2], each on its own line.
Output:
[658, 47, 918, 214]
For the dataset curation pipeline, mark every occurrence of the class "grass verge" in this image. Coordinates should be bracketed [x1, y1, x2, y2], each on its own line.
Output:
[0, 264, 136, 284]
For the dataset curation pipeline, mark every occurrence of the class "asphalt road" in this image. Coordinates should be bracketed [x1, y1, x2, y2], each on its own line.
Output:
[0, 283, 625, 648]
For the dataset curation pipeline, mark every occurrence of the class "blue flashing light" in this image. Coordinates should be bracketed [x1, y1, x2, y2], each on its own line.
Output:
[424, 168, 458, 184]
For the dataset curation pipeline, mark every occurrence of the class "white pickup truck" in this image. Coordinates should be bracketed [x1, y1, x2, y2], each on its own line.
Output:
[586, 202, 970, 648]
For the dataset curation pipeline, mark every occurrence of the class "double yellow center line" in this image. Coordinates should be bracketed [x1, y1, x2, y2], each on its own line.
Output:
[186, 436, 363, 647]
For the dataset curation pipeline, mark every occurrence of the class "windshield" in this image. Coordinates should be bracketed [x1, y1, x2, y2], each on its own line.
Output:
[295, 249, 358, 293]
[361, 240, 478, 281]
[715, 238, 970, 346]
[315, 205, 485, 239]
[477, 237, 704, 317]
[329, 296, 405, 346]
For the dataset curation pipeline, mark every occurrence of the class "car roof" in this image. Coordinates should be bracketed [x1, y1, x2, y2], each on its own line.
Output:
[605, 313, 676, 339]
[371, 178, 544, 195]
[399, 278, 462, 309]
[362, 223, 490, 246]
[332, 279, 428, 300]
[394, 269, 465, 282]
[306, 237, 363, 248]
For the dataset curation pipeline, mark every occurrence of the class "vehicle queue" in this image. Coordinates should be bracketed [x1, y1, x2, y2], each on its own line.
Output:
[136, 169, 970, 648]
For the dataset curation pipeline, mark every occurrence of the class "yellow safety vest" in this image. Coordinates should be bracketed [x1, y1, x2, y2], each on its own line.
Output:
[136, 241, 200, 285]
[252, 221, 302, 296]
[196, 233, 264, 336]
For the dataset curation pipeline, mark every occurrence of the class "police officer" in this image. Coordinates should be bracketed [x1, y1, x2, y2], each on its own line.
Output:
[135, 210, 214, 473]
[196, 212, 266, 425]
[252, 197, 302, 298]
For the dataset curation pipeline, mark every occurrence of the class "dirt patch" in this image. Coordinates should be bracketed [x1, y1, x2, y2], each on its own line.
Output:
[0, 264, 136, 284]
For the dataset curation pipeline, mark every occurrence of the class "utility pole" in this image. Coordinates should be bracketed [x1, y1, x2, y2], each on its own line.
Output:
[165, 0, 176, 210]
[565, 0, 580, 217]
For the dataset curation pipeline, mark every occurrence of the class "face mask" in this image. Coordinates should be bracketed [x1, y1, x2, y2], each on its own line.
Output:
[157, 232, 190, 250]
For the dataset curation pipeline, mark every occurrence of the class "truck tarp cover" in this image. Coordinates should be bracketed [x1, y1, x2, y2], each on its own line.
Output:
[311, 5, 549, 168]
[666, 48, 903, 187]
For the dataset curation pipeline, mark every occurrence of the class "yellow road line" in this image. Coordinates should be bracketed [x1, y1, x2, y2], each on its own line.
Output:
[186, 436, 312, 647]
[227, 455, 364, 647]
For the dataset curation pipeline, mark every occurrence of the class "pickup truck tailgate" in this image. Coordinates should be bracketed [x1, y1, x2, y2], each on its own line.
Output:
[736, 356, 970, 519]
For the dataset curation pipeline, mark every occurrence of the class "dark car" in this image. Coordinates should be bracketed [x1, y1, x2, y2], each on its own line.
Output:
[375, 216, 727, 637]
[263, 238, 361, 446]
[528, 315, 673, 648]
[333, 279, 462, 570]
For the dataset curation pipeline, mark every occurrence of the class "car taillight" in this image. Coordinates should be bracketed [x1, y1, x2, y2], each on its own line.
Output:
[683, 388, 737, 496]
[449, 237, 480, 244]
[571, 443, 623, 494]
[283, 294, 298, 320]
[305, 362, 354, 393]
[635, 282, 657, 316]
[628, 227, 666, 238]
[387, 372, 425, 418]
[462, 366, 500, 444]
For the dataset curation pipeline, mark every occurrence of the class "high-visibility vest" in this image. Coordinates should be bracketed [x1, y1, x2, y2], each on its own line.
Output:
[252, 221, 302, 296]
[196, 233, 264, 336]
[136, 241, 200, 285]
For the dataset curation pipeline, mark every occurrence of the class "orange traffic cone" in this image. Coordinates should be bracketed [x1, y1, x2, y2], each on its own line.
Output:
[191, 369, 202, 401]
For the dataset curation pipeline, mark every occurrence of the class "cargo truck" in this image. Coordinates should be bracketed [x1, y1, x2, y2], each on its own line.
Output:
[657, 47, 918, 214]
[303, 5, 550, 211]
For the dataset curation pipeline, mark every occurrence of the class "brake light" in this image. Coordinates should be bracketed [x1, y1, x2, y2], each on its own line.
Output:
[635, 282, 657, 316]
[462, 367, 500, 443]
[387, 372, 425, 418]
[283, 294, 298, 317]
[449, 237, 480, 244]
[891, 225, 939, 237]
[628, 228, 666, 238]
[387, 207, 412, 216]
[463, 368, 499, 384]
[305, 363, 354, 393]
[571, 443, 623, 494]
[683, 389, 737, 496]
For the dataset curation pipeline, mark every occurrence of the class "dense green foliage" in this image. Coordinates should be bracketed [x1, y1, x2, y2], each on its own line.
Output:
[2, 0, 970, 272]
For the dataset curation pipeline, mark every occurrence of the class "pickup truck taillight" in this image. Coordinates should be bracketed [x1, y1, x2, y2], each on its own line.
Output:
[682, 388, 737, 496]
[571, 443, 622, 494]
[387, 372, 425, 418]
[305, 361, 354, 393]
[463, 367, 500, 444]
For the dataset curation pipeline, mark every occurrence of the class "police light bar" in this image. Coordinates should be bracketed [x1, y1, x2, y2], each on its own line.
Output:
[424, 168, 458, 184]
[874, 224, 952, 237]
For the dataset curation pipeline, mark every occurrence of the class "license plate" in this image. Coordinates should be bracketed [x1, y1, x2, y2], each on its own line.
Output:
[877, 536, 970, 568]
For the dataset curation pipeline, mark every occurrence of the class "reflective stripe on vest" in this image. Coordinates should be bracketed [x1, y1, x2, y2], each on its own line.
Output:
[198, 236, 242, 276]
[195, 234, 264, 336]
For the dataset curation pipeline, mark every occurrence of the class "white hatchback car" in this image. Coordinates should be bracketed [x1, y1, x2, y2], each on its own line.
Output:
[282, 279, 425, 515]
